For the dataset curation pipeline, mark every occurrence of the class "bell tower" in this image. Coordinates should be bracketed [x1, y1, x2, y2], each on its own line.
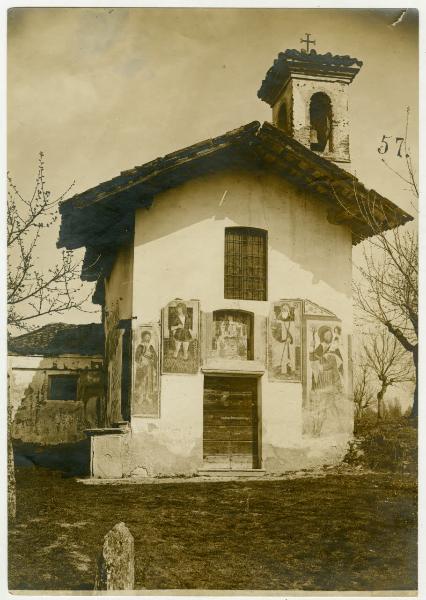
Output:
[257, 38, 363, 163]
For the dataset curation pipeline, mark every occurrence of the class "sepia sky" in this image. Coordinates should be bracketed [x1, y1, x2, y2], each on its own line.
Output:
[7, 7, 419, 326]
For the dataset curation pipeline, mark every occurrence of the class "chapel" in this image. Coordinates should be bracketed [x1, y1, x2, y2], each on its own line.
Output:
[58, 46, 411, 478]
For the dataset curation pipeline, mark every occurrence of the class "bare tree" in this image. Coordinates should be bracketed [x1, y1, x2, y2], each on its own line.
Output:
[7, 152, 91, 334]
[335, 108, 418, 417]
[355, 229, 417, 414]
[362, 329, 413, 422]
[353, 357, 374, 425]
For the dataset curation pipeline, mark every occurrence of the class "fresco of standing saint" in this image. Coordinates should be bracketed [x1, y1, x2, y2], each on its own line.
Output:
[132, 325, 160, 417]
[268, 300, 302, 381]
[162, 299, 200, 374]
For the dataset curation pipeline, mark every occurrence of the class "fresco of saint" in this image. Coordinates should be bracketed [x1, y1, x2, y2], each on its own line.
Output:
[169, 302, 194, 360]
[269, 300, 302, 381]
[132, 327, 160, 417]
[162, 299, 200, 374]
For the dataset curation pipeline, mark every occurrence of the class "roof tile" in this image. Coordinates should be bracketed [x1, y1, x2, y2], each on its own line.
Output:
[9, 323, 104, 357]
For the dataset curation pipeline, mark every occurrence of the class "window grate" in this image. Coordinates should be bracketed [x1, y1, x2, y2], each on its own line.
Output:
[224, 227, 267, 301]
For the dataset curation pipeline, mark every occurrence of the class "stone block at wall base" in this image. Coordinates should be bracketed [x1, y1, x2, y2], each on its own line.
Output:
[87, 429, 130, 479]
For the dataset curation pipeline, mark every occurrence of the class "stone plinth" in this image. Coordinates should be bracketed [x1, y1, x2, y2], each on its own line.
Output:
[86, 427, 129, 479]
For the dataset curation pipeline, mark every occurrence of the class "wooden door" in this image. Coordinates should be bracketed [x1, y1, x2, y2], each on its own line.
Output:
[203, 376, 259, 469]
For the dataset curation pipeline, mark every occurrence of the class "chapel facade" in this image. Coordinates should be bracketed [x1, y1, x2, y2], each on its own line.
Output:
[58, 47, 411, 478]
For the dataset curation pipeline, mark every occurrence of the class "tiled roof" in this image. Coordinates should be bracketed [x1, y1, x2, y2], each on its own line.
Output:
[58, 121, 259, 255]
[57, 121, 412, 295]
[281, 48, 363, 68]
[8, 323, 104, 357]
[258, 49, 363, 106]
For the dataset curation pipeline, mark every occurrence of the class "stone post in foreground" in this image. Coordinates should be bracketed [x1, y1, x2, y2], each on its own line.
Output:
[94, 522, 135, 590]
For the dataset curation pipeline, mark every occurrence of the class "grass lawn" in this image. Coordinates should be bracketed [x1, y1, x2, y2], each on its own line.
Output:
[9, 466, 417, 592]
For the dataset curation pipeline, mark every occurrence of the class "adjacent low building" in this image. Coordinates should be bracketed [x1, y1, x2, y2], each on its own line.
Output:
[9, 323, 104, 445]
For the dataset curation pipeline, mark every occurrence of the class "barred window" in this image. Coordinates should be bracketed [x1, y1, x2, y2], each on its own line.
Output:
[224, 227, 267, 301]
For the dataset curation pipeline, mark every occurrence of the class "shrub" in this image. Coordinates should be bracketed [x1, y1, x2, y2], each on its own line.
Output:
[344, 418, 417, 474]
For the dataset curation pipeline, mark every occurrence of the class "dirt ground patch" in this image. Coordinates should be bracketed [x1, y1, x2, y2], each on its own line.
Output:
[8, 466, 417, 591]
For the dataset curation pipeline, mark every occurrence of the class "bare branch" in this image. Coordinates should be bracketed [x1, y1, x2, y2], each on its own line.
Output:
[7, 154, 94, 333]
[343, 108, 418, 417]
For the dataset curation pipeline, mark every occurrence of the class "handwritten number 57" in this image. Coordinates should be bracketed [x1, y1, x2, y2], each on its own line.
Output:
[378, 135, 405, 157]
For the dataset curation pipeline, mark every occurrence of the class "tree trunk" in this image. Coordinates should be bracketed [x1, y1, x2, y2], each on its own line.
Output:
[410, 345, 418, 420]
[354, 406, 360, 434]
[377, 384, 387, 422]
[7, 374, 16, 520]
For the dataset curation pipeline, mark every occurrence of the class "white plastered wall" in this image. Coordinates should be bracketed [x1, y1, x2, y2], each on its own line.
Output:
[120, 168, 353, 475]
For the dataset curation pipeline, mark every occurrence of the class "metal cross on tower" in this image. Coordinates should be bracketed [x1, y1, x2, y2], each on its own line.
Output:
[300, 33, 316, 53]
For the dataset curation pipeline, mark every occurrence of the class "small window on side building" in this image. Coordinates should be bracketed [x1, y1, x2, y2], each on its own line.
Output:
[48, 374, 79, 401]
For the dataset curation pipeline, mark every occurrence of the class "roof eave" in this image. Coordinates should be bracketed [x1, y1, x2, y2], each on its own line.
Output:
[57, 120, 413, 285]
